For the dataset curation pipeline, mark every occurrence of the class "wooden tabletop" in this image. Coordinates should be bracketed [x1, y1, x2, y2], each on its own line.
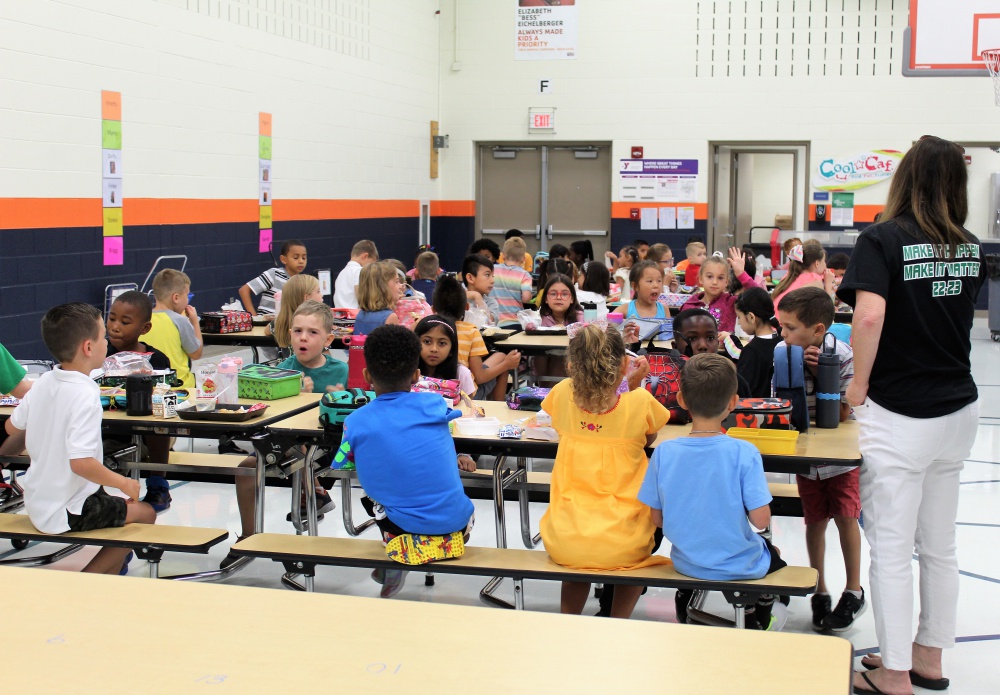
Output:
[493, 333, 672, 352]
[0, 565, 851, 694]
[201, 325, 278, 347]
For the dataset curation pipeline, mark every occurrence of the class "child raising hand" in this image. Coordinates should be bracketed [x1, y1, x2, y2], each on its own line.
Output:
[539, 325, 670, 618]
[679, 247, 756, 334]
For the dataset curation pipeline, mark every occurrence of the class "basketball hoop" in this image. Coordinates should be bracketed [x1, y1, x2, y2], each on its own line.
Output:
[983, 48, 1000, 107]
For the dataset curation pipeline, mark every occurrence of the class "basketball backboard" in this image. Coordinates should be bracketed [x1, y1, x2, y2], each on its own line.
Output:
[904, 0, 1000, 75]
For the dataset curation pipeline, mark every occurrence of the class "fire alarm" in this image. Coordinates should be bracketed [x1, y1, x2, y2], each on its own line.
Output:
[631, 146, 643, 159]
[630, 208, 640, 219]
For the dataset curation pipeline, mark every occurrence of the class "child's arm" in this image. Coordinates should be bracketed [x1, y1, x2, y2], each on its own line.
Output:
[183, 305, 204, 360]
[70, 457, 141, 501]
[469, 351, 521, 384]
[385, 312, 400, 326]
[747, 503, 771, 531]
[238, 283, 257, 315]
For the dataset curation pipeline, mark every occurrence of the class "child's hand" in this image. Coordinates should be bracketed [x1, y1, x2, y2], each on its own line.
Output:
[457, 454, 476, 472]
[626, 356, 649, 391]
[665, 273, 679, 292]
[718, 331, 731, 343]
[326, 383, 345, 393]
[823, 268, 836, 293]
[727, 247, 746, 276]
[502, 350, 522, 370]
[120, 478, 141, 502]
[803, 345, 821, 368]
[466, 290, 483, 305]
[623, 320, 639, 344]
[302, 376, 315, 393]
[184, 305, 198, 322]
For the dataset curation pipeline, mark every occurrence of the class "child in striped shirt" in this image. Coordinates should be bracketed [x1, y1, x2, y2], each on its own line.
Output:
[492, 237, 533, 327]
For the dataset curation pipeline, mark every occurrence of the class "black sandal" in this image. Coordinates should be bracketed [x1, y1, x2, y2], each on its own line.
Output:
[853, 671, 885, 694]
[861, 653, 949, 691]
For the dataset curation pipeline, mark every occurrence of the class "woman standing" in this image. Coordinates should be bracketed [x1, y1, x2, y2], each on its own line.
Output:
[838, 136, 987, 695]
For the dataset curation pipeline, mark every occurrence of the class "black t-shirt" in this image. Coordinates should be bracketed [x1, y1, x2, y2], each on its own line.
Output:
[106, 343, 172, 372]
[737, 335, 777, 399]
[837, 215, 986, 418]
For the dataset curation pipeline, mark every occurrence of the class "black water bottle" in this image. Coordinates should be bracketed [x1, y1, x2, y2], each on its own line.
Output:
[815, 334, 841, 429]
[126, 375, 154, 416]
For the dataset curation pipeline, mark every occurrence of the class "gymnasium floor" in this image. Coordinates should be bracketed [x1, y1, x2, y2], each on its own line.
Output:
[3, 319, 998, 692]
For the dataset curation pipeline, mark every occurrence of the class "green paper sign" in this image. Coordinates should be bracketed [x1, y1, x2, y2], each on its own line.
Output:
[259, 136, 272, 159]
[102, 120, 122, 149]
[832, 192, 854, 208]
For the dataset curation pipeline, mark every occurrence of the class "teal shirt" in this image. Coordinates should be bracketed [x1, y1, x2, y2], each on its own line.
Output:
[0, 343, 27, 395]
[277, 354, 348, 392]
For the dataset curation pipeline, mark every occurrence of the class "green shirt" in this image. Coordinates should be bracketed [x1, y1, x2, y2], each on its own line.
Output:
[0, 343, 26, 395]
[277, 354, 348, 392]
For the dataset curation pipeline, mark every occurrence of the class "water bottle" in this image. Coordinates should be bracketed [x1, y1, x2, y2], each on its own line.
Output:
[217, 356, 242, 405]
[815, 333, 842, 429]
[581, 302, 598, 322]
[344, 334, 369, 390]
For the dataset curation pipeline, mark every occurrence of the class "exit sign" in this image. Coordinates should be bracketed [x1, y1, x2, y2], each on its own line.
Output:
[528, 108, 555, 130]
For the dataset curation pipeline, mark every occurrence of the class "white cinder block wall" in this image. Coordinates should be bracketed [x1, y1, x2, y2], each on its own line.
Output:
[0, 0, 441, 202]
[436, 0, 1000, 237]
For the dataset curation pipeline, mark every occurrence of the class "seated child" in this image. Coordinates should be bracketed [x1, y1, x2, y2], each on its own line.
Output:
[353, 261, 402, 335]
[105, 290, 172, 510]
[606, 245, 639, 293]
[612, 260, 666, 323]
[223, 301, 347, 567]
[345, 325, 476, 598]
[645, 244, 680, 293]
[411, 251, 440, 299]
[432, 275, 520, 401]
[771, 240, 834, 310]
[533, 274, 581, 381]
[267, 274, 323, 347]
[239, 239, 307, 316]
[826, 252, 851, 311]
[414, 314, 475, 396]
[638, 353, 786, 629]
[775, 286, 863, 632]
[144, 269, 203, 389]
[468, 238, 501, 264]
[575, 262, 611, 317]
[680, 241, 707, 286]
[333, 239, 378, 309]
[734, 288, 777, 398]
[5, 303, 156, 574]
[496, 229, 533, 272]
[540, 325, 669, 618]
[462, 254, 501, 325]
[492, 237, 534, 327]
[679, 248, 757, 334]
[532, 258, 577, 308]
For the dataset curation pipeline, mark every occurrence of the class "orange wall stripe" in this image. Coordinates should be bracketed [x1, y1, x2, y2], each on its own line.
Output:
[273, 199, 418, 221]
[125, 199, 259, 226]
[809, 203, 884, 223]
[0, 198, 102, 229]
[430, 200, 475, 217]
[611, 202, 709, 219]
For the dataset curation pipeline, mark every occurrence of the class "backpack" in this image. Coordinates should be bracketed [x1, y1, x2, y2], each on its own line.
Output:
[319, 388, 376, 430]
[642, 352, 689, 424]
[772, 344, 810, 432]
[412, 376, 461, 405]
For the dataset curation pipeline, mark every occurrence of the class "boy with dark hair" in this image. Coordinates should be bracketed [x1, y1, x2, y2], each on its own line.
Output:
[462, 254, 501, 325]
[638, 353, 786, 630]
[468, 238, 501, 264]
[5, 303, 156, 574]
[239, 239, 308, 316]
[826, 253, 851, 310]
[340, 325, 475, 597]
[633, 239, 650, 260]
[776, 285, 863, 632]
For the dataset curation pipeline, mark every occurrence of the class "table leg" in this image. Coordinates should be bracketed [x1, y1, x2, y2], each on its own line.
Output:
[480, 454, 517, 609]
[516, 456, 541, 549]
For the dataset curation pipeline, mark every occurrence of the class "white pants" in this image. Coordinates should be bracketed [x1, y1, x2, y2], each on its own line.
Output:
[855, 398, 978, 671]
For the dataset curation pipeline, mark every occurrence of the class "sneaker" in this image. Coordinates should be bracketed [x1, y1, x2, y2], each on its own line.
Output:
[823, 589, 866, 632]
[218, 439, 249, 455]
[765, 602, 788, 631]
[380, 569, 408, 598]
[285, 506, 325, 523]
[142, 486, 172, 513]
[371, 568, 386, 585]
[315, 487, 336, 515]
[119, 551, 134, 576]
[674, 589, 693, 624]
[811, 593, 832, 632]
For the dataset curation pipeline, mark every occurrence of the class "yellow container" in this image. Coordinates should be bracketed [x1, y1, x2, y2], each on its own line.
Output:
[726, 428, 799, 455]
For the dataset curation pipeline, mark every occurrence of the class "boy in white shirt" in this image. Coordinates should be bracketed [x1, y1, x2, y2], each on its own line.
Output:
[334, 240, 379, 309]
[5, 303, 156, 574]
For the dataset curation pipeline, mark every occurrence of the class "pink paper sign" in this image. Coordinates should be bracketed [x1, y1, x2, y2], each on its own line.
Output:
[103, 236, 124, 266]
[259, 228, 273, 253]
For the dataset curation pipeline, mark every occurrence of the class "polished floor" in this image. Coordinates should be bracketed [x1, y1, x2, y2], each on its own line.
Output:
[4, 321, 999, 692]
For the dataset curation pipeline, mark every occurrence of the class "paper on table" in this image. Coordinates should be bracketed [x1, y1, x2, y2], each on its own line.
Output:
[677, 206, 695, 229]
[658, 207, 676, 229]
[640, 207, 658, 230]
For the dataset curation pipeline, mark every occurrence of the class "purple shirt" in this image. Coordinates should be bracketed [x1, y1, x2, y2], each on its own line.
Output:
[679, 272, 755, 333]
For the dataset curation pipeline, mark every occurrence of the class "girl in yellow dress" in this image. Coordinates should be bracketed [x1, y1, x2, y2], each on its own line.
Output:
[540, 324, 670, 618]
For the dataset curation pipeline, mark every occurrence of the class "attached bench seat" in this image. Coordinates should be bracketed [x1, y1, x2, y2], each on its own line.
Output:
[0, 513, 229, 578]
[231, 534, 817, 622]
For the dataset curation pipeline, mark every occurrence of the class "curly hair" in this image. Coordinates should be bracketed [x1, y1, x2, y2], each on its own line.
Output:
[567, 324, 626, 413]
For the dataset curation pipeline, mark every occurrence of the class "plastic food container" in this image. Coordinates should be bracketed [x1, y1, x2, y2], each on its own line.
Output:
[237, 365, 302, 400]
[453, 417, 501, 437]
[726, 428, 799, 455]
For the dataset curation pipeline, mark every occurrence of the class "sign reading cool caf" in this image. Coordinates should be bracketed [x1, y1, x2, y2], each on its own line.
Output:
[813, 150, 904, 192]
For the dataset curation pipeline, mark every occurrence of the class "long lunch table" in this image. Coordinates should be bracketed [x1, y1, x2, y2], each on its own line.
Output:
[0, 564, 851, 694]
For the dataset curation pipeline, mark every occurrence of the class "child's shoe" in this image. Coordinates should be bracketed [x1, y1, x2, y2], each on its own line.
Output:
[119, 551, 134, 576]
[142, 485, 172, 513]
[315, 487, 336, 515]
[811, 592, 831, 632]
[384, 532, 465, 565]
[379, 569, 408, 598]
[823, 588, 866, 632]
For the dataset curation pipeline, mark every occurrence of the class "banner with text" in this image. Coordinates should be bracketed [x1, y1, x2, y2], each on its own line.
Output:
[516, 0, 578, 61]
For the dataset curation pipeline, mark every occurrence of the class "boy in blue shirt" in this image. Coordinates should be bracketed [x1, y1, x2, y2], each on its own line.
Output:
[221, 301, 347, 568]
[638, 353, 786, 630]
[344, 324, 475, 598]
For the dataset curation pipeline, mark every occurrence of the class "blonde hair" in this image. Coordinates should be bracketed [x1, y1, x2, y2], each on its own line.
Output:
[698, 254, 728, 278]
[272, 274, 320, 347]
[351, 239, 378, 259]
[152, 269, 191, 301]
[680, 353, 738, 418]
[502, 236, 527, 263]
[685, 241, 706, 258]
[567, 325, 626, 413]
[292, 299, 334, 333]
[416, 251, 439, 279]
[357, 261, 399, 312]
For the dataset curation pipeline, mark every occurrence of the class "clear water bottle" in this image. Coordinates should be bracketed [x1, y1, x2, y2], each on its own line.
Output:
[581, 302, 598, 322]
[815, 333, 842, 429]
